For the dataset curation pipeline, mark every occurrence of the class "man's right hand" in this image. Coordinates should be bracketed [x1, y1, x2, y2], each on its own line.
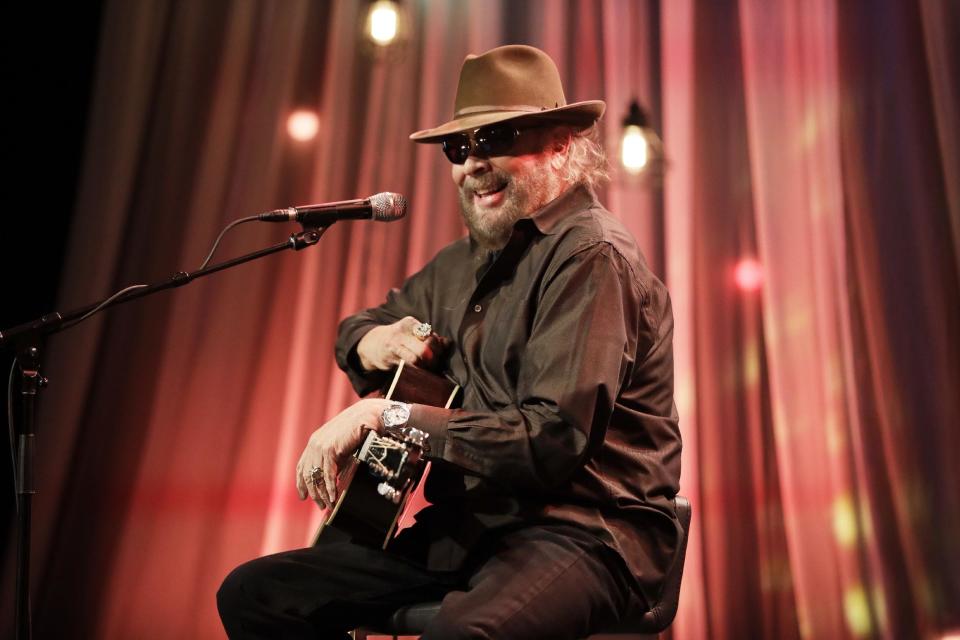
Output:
[356, 316, 448, 371]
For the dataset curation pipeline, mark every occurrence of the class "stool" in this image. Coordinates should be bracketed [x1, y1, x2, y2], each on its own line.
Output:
[356, 495, 692, 639]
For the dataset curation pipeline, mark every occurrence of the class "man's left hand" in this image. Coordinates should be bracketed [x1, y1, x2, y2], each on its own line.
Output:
[295, 398, 394, 509]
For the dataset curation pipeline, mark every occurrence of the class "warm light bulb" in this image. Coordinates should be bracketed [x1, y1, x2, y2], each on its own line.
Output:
[286, 110, 319, 141]
[368, 1, 399, 45]
[621, 124, 649, 173]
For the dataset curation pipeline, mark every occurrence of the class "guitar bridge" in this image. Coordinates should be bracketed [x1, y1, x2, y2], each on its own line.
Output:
[357, 427, 428, 488]
[315, 362, 459, 550]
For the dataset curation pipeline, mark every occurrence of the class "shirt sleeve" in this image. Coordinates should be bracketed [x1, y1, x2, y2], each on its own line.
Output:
[335, 260, 436, 396]
[410, 242, 655, 493]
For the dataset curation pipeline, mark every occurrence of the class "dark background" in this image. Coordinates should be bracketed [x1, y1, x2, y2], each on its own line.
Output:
[2, 2, 103, 560]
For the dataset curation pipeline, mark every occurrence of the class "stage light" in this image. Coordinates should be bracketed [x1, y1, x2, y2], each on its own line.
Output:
[367, 0, 399, 46]
[734, 257, 764, 292]
[287, 109, 319, 142]
[620, 99, 663, 176]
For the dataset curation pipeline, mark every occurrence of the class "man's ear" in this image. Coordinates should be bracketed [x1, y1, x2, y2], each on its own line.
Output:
[548, 130, 572, 173]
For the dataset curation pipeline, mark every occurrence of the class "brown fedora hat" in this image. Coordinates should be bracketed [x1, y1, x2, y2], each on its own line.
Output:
[409, 44, 605, 143]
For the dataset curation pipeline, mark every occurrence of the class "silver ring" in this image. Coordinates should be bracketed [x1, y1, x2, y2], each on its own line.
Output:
[308, 465, 323, 486]
[412, 322, 432, 340]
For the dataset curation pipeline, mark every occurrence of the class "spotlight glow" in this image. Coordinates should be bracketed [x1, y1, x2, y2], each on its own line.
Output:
[832, 494, 858, 547]
[621, 124, 649, 173]
[368, 0, 399, 45]
[286, 110, 319, 141]
[734, 257, 764, 292]
[843, 586, 873, 637]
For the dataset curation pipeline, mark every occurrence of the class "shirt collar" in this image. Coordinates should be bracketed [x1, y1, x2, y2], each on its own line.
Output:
[526, 183, 599, 235]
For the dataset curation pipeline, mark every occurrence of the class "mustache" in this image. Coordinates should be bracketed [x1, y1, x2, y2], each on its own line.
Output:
[463, 174, 509, 195]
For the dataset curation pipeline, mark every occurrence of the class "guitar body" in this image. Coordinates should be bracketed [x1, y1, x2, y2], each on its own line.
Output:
[314, 361, 460, 549]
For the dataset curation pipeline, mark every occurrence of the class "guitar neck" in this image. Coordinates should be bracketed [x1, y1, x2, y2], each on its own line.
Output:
[385, 360, 461, 409]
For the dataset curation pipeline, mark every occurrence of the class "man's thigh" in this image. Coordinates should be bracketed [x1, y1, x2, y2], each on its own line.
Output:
[217, 538, 458, 639]
[423, 525, 638, 640]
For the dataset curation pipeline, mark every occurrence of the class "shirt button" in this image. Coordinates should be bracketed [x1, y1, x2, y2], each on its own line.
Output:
[473, 304, 482, 312]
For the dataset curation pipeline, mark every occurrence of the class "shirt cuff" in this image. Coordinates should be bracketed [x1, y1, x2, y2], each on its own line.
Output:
[409, 403, 451, 460]
[337, 326, 387, 396]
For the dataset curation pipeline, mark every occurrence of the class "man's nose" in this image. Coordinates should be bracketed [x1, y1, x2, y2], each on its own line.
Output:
[463, 154, 490, 175]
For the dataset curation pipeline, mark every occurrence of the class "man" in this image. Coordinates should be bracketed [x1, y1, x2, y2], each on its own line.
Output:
[218, 44, 681, 640]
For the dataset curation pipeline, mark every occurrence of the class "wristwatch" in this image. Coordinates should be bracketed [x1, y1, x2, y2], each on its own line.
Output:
[380, 402, 411, 430]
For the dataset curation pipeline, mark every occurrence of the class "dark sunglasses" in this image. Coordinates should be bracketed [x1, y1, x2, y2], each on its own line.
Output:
[440, 124, 525, 164]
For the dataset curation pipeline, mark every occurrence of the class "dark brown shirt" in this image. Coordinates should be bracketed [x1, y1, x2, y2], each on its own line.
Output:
[336, 185, 682, 605]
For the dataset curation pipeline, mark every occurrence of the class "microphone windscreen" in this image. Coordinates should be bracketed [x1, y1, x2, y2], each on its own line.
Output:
[369, 192, 407, 221]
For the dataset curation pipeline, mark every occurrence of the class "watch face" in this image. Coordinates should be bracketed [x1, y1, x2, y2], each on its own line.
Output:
[382, 403, 410, 428]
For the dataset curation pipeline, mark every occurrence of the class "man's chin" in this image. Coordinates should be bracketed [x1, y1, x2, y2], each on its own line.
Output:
[459, 189, 526, 251]
[461, 210, 511, 251]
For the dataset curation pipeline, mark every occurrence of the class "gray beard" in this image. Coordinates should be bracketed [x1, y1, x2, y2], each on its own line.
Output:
[458, 166, 561, 252]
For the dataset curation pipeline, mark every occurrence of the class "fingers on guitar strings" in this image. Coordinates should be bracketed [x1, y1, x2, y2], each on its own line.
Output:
[394, 343, 420, 366]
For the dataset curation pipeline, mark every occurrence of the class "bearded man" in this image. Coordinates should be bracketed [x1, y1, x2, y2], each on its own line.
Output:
[218, 44, 682, 640]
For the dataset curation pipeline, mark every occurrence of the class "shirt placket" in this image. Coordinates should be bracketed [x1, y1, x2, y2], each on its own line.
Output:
[456, 224, 535, 387]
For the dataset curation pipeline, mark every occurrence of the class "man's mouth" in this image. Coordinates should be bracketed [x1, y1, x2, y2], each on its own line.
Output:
[471, 183, 507, 208]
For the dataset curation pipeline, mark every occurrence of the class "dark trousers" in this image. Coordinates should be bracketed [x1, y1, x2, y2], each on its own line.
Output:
[216, 524, 642, 639]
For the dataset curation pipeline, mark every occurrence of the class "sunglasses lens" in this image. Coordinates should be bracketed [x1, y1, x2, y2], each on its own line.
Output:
[476, 125, 517, 157]
[440, 126, 519, 164]
[441, 135, 471, 164]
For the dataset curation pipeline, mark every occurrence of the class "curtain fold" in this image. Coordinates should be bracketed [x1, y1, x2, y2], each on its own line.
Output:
[837, 1, 960, 635]
[739, 1, 853, 637]
[4, 1, 956, 638]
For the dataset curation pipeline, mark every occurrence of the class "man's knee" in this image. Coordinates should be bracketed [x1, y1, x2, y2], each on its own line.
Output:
[217, 559, 262, 621]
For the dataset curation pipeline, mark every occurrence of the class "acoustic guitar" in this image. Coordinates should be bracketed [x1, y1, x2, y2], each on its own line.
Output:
[313, 361, 461, 549]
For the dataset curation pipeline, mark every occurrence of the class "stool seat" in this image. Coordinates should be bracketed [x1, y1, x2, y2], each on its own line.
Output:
[360, 496, 692, 638]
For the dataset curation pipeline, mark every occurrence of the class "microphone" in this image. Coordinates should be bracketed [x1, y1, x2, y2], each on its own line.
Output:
[258, 192, 407, 226]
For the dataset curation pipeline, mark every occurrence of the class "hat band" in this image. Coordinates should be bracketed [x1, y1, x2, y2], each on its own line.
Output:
[453, 103, 554, 118]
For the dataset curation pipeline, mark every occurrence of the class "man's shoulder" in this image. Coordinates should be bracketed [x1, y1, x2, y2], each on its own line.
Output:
[548, 200, 645, 272]
[538, 194, 670, 308]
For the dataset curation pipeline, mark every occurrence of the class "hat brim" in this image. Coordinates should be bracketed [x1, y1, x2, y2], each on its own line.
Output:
[409, 100, 605, 142]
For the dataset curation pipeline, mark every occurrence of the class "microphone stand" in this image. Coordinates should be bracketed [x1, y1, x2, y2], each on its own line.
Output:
[1, 225, 327, 640]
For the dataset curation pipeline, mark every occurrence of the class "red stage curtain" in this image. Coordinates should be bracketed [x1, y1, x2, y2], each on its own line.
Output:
[3, 1, 956, 638]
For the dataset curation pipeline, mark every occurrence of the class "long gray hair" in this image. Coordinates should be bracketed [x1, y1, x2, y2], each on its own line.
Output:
[548, 124, 610, 190]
